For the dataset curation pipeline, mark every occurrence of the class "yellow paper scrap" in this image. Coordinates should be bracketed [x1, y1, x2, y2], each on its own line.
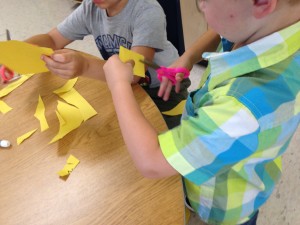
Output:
[0, 40, 53, 74]
[162, 100, 186, 116]
[119, 46, 145, 77]
[53, 78, 78, 94]
[57, 155, 80, 177]
[49, 101, 84, 143]
[34, 95, 49, 132]
[17, 129, 38, 145]
[55, 88, 97, 121]
[0, 74, 34, 98]
[0, 100, 12, 114]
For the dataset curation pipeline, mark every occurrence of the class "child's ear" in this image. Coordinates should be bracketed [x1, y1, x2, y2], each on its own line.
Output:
[253, 0, 277, 18]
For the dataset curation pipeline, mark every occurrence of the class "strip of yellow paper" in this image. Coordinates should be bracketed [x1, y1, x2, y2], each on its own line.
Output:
[0, 40, 53, 74]
[53, 78, 78, 94]
[0, 74, 34, 98]
[49, 101, 84, 144]
[34, 95, 49, 132]
[119, 46, 145, 77]
[17, 129, 38, 145]
[0, 100, 12, 114]
[55, 88, 97, 121]
[162, 100, 187, 116]
[57, 155, 80, 177]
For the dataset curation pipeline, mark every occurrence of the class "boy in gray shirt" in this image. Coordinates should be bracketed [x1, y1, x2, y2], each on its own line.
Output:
[16, 0, 191, 128]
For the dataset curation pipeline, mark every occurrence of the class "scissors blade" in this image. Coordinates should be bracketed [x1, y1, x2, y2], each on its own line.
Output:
[5, 29, 11, 41]
[139, 59, 160, 70]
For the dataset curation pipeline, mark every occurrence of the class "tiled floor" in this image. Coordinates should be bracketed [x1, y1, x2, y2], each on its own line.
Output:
[1, 1, 299, 224]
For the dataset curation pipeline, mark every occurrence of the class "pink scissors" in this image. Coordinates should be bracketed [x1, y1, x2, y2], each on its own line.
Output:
[0, 29, 20, 83]
[140, 59, 190, 85]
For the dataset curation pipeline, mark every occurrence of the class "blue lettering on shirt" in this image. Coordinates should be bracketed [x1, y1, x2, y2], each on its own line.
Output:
[95, 34, 132, 60]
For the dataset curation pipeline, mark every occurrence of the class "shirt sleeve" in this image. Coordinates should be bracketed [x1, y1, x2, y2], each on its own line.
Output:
[131, 4, 167, 51]
[57, 0, 92, 40]
[159, 95, 260, 185]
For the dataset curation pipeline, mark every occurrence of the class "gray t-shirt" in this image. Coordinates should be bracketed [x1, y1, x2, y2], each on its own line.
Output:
[57, 0, 179, 88]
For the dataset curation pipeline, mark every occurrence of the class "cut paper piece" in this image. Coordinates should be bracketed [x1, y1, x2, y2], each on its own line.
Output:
[53, 78, 78, 94]
[49, 101, 84, 144]
[119, 46, 145, 77]
[0, 74, 34, 98]
[34, 95, 49, 132]
[0, 40, 53, 74]
[54, 88, 97, 121]
[162, 100, 186, 116]
[57, 155, 80, 177]
[0, 100, 12, 114]
[17, 129, 38, 145]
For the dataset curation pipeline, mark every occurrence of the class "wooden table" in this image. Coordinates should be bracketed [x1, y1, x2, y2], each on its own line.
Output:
[0, 72, 184, 225]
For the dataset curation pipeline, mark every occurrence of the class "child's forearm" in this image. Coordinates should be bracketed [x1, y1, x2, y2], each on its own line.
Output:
[182, 28, 221, 66]
[109, 83, 177, 178]
[81, 53, 106, 81]
[24, 34, 58, 49]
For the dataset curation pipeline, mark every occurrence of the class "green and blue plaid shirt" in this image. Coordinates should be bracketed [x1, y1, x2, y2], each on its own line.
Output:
[159, 21, 300, 225]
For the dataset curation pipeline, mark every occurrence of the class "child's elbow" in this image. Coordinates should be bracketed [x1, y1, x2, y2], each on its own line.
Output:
[136, 162, 167, 179]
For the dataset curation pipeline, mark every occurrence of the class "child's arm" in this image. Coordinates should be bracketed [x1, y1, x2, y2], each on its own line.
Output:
[130, 46, 155, 84]
[103, 55, 178, 178]
[158, 29, 221, 100]
[23, 28, 107, 81]
[24, 28, 72, 50]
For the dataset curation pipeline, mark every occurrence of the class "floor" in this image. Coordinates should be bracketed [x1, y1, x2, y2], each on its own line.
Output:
[1, 1, 299, 224]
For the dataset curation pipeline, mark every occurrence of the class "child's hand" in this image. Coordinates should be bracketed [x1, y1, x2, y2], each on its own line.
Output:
[41, 49, 88, 79]
[158, 59, 192, 101]
[103, 55, 134, 91]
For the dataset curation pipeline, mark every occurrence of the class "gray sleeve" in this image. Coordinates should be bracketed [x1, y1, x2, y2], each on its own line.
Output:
[56, 0, 92, 41]
[131, 5, 167, 51]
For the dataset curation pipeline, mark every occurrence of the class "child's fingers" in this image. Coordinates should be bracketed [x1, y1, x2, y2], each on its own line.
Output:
[158, 76, 173, 101]
[125, 59, 135, 68]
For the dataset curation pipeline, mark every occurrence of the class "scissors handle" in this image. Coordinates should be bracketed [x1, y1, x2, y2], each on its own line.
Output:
[0, 66, 15, 83]
[156, 67, 190, 85]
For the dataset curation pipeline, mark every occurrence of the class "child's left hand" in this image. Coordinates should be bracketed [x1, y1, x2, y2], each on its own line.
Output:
[104, 55, 134, 91]
[41, 49, 88, 79]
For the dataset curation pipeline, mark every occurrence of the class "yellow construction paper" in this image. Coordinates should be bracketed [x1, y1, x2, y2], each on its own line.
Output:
[49, 101, 84, 144]
[0, 74, 34, 98]
[162, 100, 186, 116]
[34, 95, 49, 132]
[17, 129, 38, 145]
[119, 46, 145, 77]
[0, 100, 12, 114]
[57, 155, 80, 177]
[53, 78, 78, 94]
[0, 40, 53, 74]
[55, 88, 97, 121]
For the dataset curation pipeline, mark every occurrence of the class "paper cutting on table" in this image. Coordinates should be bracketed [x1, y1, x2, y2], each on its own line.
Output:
[0, 100, 12, 114]
[49, 100, 84, 144]
[162, 100, 186, 116]
[0, 74, 34, 98]
[57, 154, 80, 177]
[53, 78, 78, 94]
[0, 40, 53, 74]
[17, 129, 38, 145]
[55, 88, 97, 121]
[119, 46, 145, 77]
[34, 95, 49, 132]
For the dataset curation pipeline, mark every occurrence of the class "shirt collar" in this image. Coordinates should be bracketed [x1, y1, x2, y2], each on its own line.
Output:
[202, 21, 300, 90]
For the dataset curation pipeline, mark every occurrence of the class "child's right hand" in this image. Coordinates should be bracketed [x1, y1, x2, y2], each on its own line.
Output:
[103, 55, 134, 91]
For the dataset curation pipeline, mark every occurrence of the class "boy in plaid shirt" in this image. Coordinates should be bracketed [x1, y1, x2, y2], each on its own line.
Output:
[103, 0, 300, 224]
